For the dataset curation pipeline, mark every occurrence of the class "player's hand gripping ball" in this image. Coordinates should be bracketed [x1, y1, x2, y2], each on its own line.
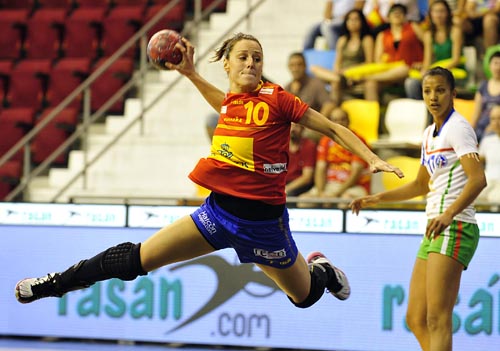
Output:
[147, 29, 184, 70]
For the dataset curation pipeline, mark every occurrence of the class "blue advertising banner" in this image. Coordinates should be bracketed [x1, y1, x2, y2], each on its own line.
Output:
[2, 223, 499, 351]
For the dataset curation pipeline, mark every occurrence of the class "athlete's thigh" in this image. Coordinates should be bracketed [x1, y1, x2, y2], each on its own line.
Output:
[426, 253, 463, 315]
[256, 252, 311, 301]
[407, 257, 428, 318]
[140, 215, 215, 271]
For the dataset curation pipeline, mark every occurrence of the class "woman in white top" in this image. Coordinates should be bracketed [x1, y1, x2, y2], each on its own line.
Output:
[350, 66, 486, 351]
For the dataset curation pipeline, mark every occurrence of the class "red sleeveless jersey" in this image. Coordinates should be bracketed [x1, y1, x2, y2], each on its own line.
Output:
[189, 82, 309, 205]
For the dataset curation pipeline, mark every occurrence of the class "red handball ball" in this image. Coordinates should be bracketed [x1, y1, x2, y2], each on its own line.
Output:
[147, 29, 184, 70]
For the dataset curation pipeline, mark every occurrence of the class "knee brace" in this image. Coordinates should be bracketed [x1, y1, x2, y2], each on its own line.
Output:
[289, 264, 328, 309]
[100, 242, 147, 281]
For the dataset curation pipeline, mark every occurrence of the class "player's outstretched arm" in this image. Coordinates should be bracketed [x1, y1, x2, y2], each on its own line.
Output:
[299, 108, 404, 178]
[166, 37, 225, 112]
[350, 165, 430, 215]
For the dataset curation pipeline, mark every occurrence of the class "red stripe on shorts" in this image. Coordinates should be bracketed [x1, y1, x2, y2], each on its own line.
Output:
[453, 221, 463, 259]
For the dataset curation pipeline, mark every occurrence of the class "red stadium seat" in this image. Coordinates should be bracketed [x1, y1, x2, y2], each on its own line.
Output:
[47, 58, 91, 109]
[0, 108, 35, 162]
[6, 59, 52, 110]
[24, 8, 66, 60]
[145, 2, 186, 36]
[0, 0, 35, 9]
[37, 0, 75, 9]
[90, 57, 133, 113]
[0, 160, 22, 201]
[101, 6, 143, 58]
[31, 108, 79, 165]
[0, 9, 29, 60]
[64, 7, 106, 59]
[201, 0, 227, 13]
[0, 60, 14, 107]
[76, 0, 110, 8]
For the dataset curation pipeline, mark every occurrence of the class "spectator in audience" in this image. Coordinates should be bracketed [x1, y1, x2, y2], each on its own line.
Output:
[298, 107, 371, 208]
[304, 0, 365, 50]
[462, 0, 500, 53]
[284, 51, 336, 140]
[286, 123, 317, 197]
[405, 0, 465, 99]
[471, 49, 500, 141]
[427, 0, 467, 27]
[310, 9, 375, 104]
[363, 0, 422, 35]
[478, 104, 500, 203]
[349, 4, 424, 103]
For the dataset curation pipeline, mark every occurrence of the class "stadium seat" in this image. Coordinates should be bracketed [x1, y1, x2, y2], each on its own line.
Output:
[90, 57, 133, 113]
[201, 0, 228, 13]
[101, 5, 143, 58]
[0, 0, 35, 9]
[31, 107, 79, 165]
[64, 7, 106, 59]
[0, 9, 29, 60]
[302, 49, 336, 75]
[47, 58, 91, 109]
[6, 59, 52, 110]
[145, 2, 186, 36]
[75, 0, 109, 8]
[382, 156, 423, 200]
[37, 0, 75, 9]
[453, 98, 475, 125]
[378, 98, 429, 146]
[24, 8, 66, 60]
[0, 160, 22, 201]
[0, 60, 14, 106]
[0, 107, 35, 162]
[341, 99, 380, 146]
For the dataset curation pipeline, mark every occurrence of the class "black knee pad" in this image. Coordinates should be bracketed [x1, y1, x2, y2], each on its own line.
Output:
[101, 242, 147, 280]
[289, 265, 328, 309]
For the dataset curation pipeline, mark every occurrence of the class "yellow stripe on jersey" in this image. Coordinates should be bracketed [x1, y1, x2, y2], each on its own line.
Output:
[209, 135, 255, 171]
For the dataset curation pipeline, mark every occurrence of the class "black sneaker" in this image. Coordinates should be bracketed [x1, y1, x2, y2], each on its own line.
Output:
[15, 273, 64, 304]
[307, 251, 351, 300]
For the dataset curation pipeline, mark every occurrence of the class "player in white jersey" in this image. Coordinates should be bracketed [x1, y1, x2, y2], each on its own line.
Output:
[350, 67, 487, 351]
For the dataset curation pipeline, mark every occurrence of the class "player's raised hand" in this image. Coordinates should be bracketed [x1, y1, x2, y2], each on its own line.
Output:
[166, 37, 196, 76]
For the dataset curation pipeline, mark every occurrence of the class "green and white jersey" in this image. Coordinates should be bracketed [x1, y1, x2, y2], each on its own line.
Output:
[421, 110, 479, 223]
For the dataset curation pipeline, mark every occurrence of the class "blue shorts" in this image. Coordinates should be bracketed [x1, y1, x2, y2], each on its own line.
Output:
[190, 194, 298, 268]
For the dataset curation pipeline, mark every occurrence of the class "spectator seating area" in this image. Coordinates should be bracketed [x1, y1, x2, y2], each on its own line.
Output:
[0, 0, 227, 200]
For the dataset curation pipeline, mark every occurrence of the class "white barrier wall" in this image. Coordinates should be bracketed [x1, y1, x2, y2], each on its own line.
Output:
[1, 203, 499, 351]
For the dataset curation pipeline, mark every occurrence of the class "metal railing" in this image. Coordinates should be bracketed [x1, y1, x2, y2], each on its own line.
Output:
[0, 0, 266, 203]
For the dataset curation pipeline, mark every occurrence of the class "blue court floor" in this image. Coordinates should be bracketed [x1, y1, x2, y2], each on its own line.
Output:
[0, 337, 278, 351]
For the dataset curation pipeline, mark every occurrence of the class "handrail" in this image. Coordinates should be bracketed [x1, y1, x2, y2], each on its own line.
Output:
[2, 0, 266, 202]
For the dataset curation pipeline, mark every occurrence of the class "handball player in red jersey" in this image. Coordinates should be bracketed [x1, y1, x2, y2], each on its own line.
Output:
[16, 33, 403, 309]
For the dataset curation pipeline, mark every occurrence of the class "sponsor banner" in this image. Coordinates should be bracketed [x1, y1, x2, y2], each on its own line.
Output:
[346, 210, 425, 234]
[346, 210, 500, 237]
[0, 203, 126, 227]
[128, 206, 343, 233]
[2, 226, 499, 350]
[476, 212, 500, 237]
[288, 208, 343, 232]
[128, 206, 197, 228]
